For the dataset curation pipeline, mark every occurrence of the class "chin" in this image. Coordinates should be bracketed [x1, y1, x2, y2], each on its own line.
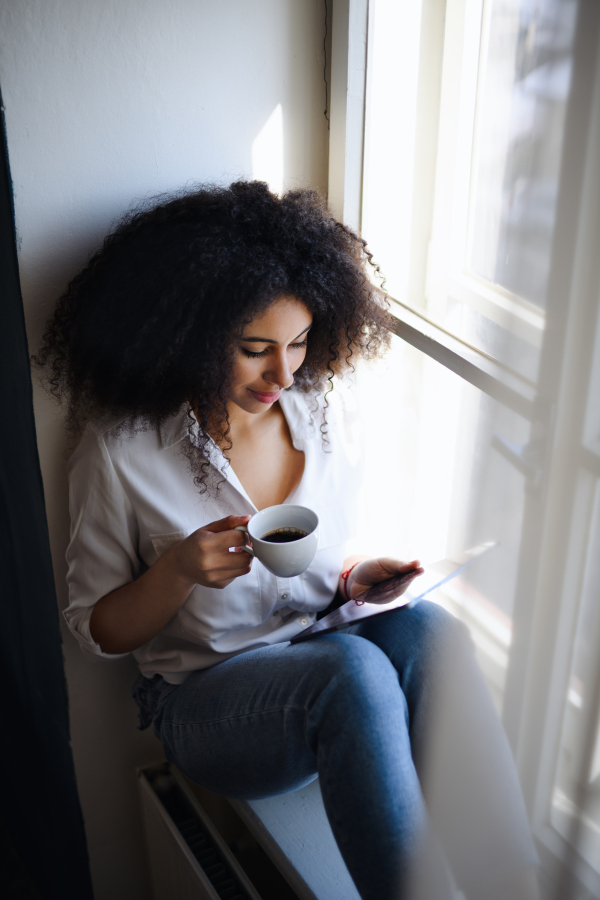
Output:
[231, 396, 264, 413]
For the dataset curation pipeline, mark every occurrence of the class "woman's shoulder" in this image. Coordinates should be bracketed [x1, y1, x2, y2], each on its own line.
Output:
[70, 406, 190, 472]
[71, 414, 143, 463]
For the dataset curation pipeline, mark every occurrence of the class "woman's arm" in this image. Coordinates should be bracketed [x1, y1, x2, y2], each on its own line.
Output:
[90, 515, 251, 654]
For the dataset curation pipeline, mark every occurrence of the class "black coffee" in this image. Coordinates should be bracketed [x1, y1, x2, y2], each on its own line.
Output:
[262, 528, 308, 543]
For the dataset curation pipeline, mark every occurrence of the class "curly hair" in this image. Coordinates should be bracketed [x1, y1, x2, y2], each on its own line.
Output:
[33, 180, 390, 491]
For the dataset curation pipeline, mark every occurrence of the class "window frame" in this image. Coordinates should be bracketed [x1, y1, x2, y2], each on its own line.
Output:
[328, 0, 539, 415]
[328, 1, 600, 894]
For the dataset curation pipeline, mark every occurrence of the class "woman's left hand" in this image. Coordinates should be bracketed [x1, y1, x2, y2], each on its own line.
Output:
[345, 558, 423, 601]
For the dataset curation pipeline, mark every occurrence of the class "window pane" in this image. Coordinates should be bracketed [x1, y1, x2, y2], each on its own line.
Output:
[356, 336, 531, 711]
[469, 0, 578, 307]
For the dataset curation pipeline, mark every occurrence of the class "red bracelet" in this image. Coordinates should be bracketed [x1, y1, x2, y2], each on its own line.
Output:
[341, 563, 363, 603]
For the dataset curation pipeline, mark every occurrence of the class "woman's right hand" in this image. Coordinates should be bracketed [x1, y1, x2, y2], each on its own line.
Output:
[167, 514, 253, 590]
[90, 514, 253, 653]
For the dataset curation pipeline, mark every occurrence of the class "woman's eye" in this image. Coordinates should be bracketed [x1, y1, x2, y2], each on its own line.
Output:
[241, 339, 307, 359]
[241, 347, 269, 358]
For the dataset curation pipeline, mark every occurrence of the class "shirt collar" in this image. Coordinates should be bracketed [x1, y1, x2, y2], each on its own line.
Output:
[278, 389, 317, 446]
[159, 406, 195, 450]
[158, 406, 229, 478]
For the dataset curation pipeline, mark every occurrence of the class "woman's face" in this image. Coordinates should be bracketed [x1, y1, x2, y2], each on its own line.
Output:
[228, 296, 312, 414]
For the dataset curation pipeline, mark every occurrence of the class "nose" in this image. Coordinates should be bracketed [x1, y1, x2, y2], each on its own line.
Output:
[263, 349, 294, 389]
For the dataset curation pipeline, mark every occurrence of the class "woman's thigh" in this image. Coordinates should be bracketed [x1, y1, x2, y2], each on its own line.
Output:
[154, 632, 407, 799]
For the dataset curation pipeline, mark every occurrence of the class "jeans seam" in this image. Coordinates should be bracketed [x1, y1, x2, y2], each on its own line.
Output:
[163, 704, 307, 730]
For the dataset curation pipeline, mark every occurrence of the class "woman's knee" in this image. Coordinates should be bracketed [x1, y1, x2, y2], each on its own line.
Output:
[310, 633, 404, 713]
[305, 634, 409, 744]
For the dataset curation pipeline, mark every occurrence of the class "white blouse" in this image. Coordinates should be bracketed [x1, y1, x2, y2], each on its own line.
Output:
[64, 386, 363, 683]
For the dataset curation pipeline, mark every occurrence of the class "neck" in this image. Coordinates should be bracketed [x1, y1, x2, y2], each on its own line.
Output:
[204, 400, 281, 450]
[228, 401, 280, 440]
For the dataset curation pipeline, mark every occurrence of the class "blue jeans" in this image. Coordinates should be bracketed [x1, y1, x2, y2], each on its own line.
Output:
[133, 601, 536, 900]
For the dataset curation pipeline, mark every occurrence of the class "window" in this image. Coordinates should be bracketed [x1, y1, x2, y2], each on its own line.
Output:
[330, 0, 600, 894]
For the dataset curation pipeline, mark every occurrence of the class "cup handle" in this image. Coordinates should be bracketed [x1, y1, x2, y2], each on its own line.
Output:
[233, 524, 254, 556]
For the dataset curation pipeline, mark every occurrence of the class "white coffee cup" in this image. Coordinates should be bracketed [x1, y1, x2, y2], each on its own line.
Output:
[235, 505, 319, 577]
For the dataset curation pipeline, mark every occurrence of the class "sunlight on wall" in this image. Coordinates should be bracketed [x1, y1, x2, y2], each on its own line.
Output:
[252, 104, 284, 195]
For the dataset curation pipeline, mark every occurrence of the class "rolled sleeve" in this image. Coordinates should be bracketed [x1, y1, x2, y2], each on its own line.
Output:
[64, 424, 140, 660]
[63, 603, 128, 661]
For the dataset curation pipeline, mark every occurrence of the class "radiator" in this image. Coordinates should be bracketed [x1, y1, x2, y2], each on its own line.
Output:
[138, 762, 263, 900]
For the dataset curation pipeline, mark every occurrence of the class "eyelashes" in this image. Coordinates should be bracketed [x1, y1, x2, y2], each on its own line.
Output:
[241, 339, 308, 359]
[242, 348, 269, 358]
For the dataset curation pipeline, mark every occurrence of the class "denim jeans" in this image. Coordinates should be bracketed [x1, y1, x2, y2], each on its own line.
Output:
[133, 601, 536, 900]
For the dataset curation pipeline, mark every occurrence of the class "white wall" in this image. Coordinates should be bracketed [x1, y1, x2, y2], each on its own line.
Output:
[0, 2, 328, 897]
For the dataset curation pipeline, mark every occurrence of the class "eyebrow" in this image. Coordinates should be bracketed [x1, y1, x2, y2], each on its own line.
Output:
[240, 323, 312, 344]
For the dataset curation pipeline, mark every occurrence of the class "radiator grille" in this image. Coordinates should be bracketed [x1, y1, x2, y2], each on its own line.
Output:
[139, 763, 262, 900]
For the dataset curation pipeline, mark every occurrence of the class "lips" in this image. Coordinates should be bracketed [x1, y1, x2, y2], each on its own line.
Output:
[249, 389, 282, 404]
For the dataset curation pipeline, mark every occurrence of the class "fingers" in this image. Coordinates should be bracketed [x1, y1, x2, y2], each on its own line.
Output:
[203, 553, 253, 587]
[199, 515, 251, 550]
[204, 514, 251, 534]
[397, 561, 424, 576]
[183, 515, 254, 587]
[399, 559, 422, 572]
[376, 558, 423, 575]
[216, 543, 253, 569]
[389, 558, 421, 570]
[215, 560, 253, 580]
[221, 530, 251, 550]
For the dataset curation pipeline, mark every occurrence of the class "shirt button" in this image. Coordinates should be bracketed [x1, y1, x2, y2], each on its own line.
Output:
[281, 592, 288, 600]
[300, 618, 308, 626]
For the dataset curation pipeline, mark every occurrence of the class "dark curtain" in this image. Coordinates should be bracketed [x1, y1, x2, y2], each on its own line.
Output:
[0, 92, 94, 899]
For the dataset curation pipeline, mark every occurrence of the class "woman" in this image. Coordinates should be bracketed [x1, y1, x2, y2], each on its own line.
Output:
[35, 181, 537, 900]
